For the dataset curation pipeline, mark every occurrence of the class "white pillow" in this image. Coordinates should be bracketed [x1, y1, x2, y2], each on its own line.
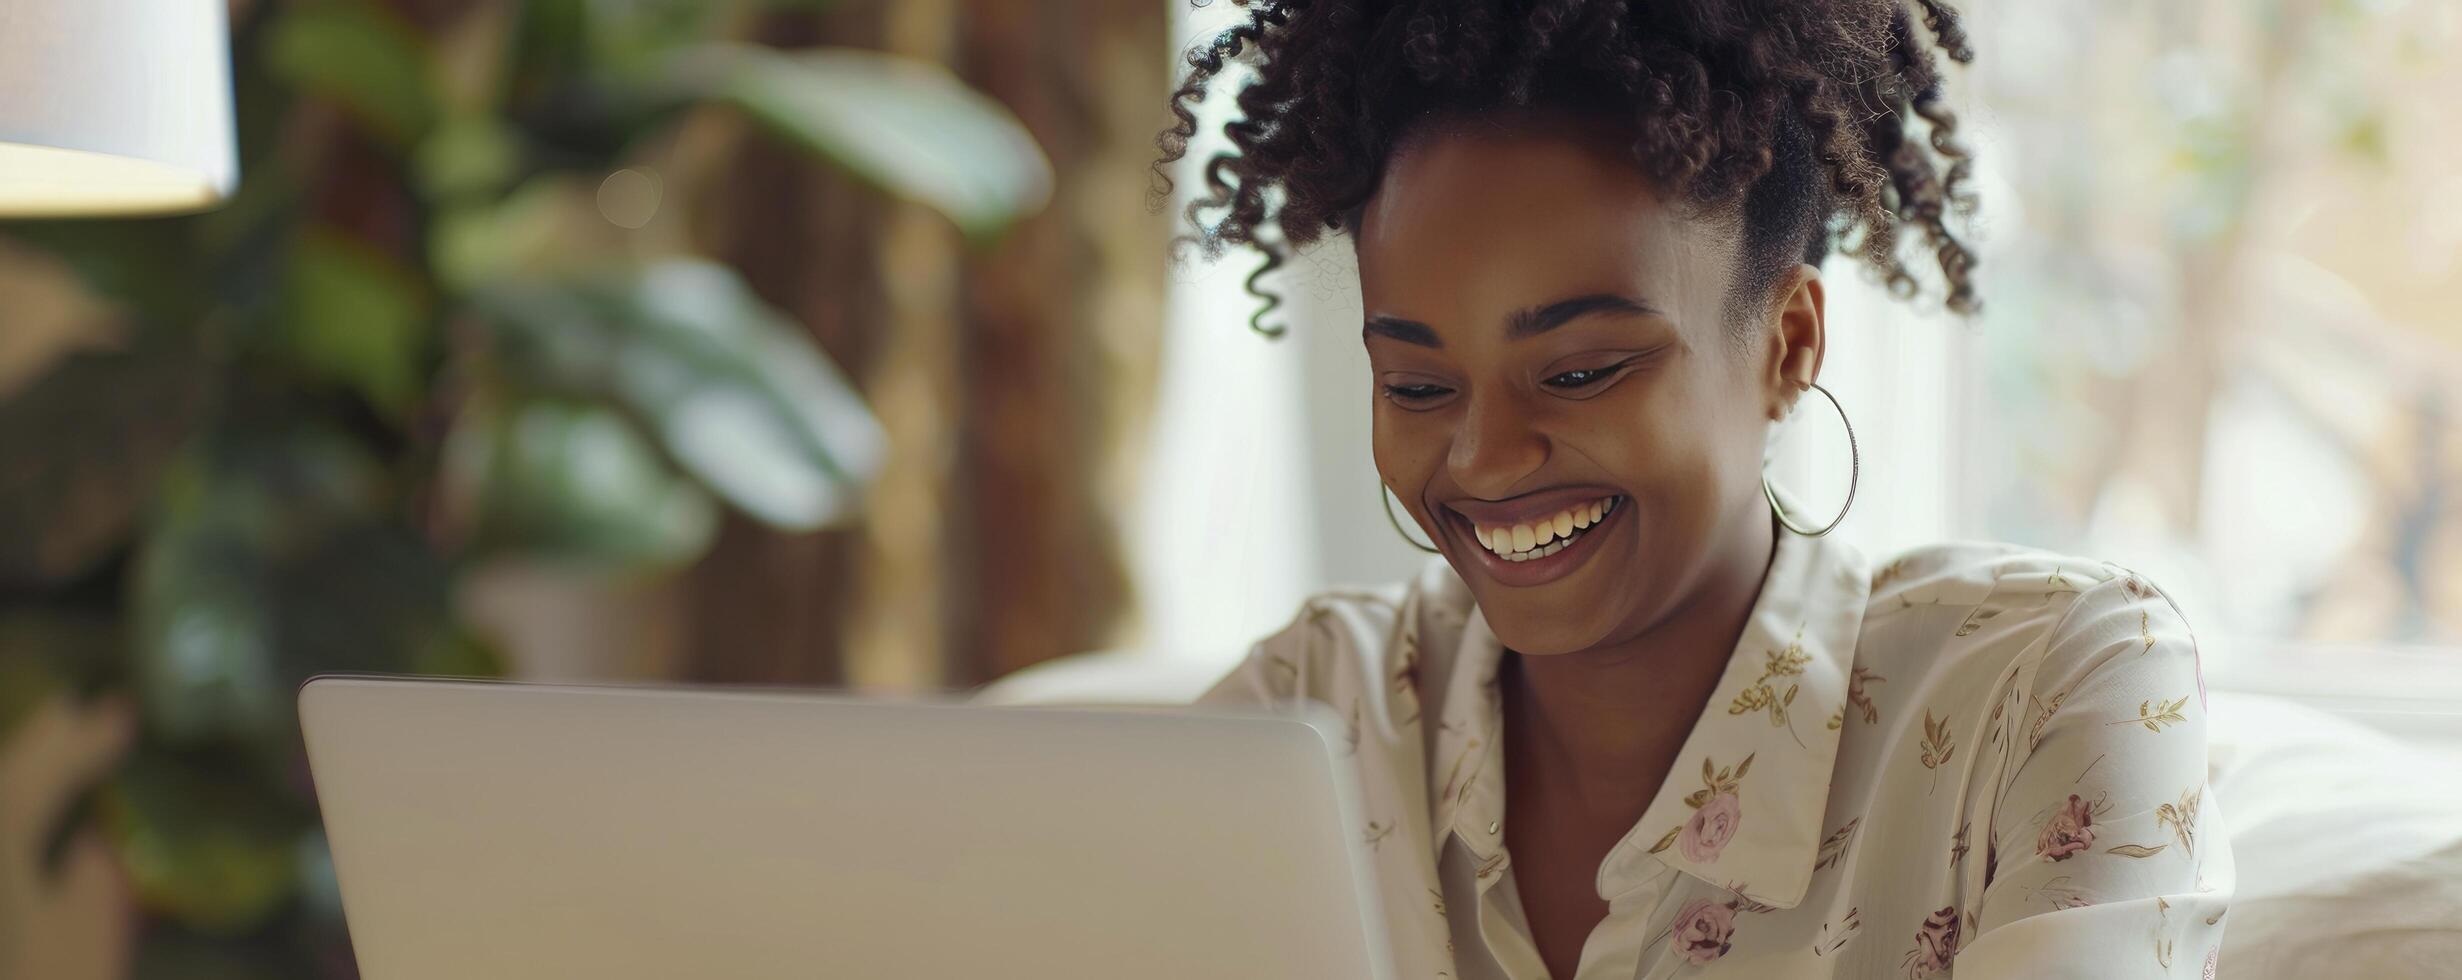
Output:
[2205, 691, 2462, 978]
[972, 649, 1226, 706]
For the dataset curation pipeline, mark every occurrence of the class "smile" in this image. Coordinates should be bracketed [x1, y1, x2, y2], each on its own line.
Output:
[1472, 495, 1620, 561]
[1437, 490, 1634, 588]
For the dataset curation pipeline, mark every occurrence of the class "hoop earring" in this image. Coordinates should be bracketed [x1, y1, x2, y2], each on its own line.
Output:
[1763, 380, 1859, 537]
[1381, 483, 1442, 554]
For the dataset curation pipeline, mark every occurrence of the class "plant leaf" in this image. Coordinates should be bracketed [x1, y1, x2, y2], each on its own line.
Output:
[413, 113, 524, 203]
[429, 175, 621, 291]
[472, 260, 885, 530]
[132, 425, 464, 744]
[102, 749, 304, 933]
[666, 44, 1053, 240]
[265, 1, 442, 147]
[2105, 843, 2169, 858]
[446, 397, 718, 569]
[279, 229, 432, 419]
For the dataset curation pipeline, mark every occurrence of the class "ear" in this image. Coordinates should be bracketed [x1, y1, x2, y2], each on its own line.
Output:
[1760, 264, 1826, 421]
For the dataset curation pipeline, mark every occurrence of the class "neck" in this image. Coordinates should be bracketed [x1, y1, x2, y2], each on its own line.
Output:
[1503, 497, 1778, 816]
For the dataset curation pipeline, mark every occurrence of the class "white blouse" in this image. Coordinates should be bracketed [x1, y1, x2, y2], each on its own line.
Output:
[1197, 525, 2233, 979]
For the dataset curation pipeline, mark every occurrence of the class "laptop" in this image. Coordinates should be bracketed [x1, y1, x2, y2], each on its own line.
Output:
[298, 675, 1392, 980]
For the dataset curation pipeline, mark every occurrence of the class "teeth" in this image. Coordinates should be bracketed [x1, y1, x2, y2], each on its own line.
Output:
[1475, 496, 1618, 560]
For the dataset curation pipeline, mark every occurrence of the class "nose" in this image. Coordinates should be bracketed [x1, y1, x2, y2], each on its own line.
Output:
[1447, 390, 1549, 499]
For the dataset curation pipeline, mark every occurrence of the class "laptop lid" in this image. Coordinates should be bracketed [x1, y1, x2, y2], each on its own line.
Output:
[299, 676, 1391, 980]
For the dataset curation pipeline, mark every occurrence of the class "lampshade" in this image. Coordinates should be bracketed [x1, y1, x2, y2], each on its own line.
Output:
[0, 0, 239, 217]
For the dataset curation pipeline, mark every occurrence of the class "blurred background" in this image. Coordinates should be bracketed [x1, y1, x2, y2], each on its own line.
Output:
[1, 0, 2458, 976]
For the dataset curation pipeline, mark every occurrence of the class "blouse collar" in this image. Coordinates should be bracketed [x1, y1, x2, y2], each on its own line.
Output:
[1422, 489, 1872, 910]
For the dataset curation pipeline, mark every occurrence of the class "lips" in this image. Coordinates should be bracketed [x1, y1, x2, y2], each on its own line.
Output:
[1470, 495, 1618, 561]
[1442, 485, 1627, 529]
[1439, 491, 1627, 588]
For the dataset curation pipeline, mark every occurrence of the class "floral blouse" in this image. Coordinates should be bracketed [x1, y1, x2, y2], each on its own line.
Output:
[1196, 527, 2232, 979]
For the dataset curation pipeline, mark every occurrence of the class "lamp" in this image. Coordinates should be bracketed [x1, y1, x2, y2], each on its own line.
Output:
[0, 0, 239, 217]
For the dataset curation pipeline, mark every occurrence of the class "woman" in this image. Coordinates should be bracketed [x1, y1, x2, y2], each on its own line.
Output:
[1152, 2, 2230, 978]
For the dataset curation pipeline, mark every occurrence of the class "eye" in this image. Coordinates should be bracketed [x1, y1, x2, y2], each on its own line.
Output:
[1543, 365, 1624, 389]
[1381, 382, 1454, 405]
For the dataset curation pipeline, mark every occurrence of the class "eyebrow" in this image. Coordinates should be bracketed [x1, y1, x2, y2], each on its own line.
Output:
[1361, 293, 1665, 348]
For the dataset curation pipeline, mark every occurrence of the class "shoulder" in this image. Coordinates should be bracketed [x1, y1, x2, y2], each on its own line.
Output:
[1866, 539, 2173, 629]
[1195, 555, 1469, 706]
[1861, 540, 2201, 699]
[1867, 540, 2117, 607]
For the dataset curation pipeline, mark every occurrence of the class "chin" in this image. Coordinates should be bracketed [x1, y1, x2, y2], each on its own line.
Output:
[1460, 576, 1628, 656]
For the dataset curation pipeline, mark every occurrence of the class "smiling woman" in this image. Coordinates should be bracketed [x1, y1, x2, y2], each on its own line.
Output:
[1352, 115, 1823, 660]
[1154, 2, 2231, 979]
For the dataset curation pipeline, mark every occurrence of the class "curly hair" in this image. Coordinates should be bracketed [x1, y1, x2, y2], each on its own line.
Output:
[1149, 0, 1981, 338]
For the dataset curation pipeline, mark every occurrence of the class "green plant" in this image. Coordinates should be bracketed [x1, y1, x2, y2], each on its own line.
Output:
[0, 0, 1049, 974]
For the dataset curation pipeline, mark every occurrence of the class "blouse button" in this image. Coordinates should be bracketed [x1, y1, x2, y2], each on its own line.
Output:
[1487, 821, 1500, 834]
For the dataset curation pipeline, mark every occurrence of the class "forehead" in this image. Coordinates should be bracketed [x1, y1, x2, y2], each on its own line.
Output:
[1353, 119, 1736, 330]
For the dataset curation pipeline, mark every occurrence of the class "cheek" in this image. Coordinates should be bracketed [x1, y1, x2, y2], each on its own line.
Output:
[1370, 407, 1445, 489]
[1575, 378, 1723, 479]
[1572, 376, 1760, 526]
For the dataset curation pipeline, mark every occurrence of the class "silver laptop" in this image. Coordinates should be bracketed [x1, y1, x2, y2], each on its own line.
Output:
[298, 676, 1391, 980]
